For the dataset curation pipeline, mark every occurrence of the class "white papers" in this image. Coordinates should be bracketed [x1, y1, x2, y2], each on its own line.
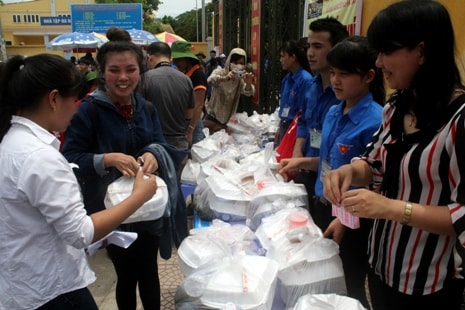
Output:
[86, 231, 138, 256]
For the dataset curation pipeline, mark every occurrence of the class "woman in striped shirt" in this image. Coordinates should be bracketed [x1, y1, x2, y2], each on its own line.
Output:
[323, 1, 465, 309]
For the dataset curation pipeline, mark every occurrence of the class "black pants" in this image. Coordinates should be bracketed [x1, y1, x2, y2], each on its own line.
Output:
[368, 267, 465, 310]
[36, 288, 98, 310]
[278, 119, 292, 144]
[107, 233, 160, 310]
[294, 170, 317, 211]
[313, 197, 372, 309]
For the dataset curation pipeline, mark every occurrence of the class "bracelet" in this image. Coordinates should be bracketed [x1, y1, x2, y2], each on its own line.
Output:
[188, 125, 195, 130]
[401, 202, 413, 225]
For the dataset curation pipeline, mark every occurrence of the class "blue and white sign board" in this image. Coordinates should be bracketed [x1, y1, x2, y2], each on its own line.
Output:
[40, 16, 71, 26]
[71, 3, 142, 33]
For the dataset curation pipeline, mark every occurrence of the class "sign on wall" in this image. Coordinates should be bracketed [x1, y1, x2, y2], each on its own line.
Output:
[71, 4, 142, 33]
[303, 0, 362, 36]
[40, 16, 71, 26]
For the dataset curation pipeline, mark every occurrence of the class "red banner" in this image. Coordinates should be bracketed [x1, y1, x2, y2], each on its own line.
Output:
[250, 0, 260, 105]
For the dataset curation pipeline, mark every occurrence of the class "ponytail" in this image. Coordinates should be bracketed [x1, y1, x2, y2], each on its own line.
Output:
[0, 54, 87, 142]
[0, 56, 26, 141]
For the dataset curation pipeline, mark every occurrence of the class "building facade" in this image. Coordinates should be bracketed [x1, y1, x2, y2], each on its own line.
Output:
[1, 0, 94, 58]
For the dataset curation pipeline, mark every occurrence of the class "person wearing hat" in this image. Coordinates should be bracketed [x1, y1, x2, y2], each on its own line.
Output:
[219, 53, 227, 68]
[85, 70, 99, 94]
[171, 40, 208, 145]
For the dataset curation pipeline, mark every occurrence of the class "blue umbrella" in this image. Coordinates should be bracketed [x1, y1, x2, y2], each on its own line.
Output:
[127, 28, 159, 46]
[47, 32, 107, 50]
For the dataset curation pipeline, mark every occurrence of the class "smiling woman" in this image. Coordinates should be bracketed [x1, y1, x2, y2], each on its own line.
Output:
[62, 27, 188, 310]
[323, 2, 465, 309]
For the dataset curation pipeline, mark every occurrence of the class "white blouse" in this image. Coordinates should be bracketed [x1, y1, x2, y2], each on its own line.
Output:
[0, 116, 95, 309]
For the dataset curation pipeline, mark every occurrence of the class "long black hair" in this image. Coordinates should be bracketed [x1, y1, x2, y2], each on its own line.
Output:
[367, 0, 464, 136]
[327, 36, 385, 106]
[279, 40, 311, 73]
[0, 54, 87, 142]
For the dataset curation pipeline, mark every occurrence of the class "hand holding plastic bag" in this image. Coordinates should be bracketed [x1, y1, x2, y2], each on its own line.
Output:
[104, 174, 169, 223]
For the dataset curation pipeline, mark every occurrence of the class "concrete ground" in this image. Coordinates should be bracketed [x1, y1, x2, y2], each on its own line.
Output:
[87, 247, 183, 310]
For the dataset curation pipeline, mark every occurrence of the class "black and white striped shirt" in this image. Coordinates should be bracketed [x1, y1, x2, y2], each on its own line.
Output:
[361, 94, 465, 295]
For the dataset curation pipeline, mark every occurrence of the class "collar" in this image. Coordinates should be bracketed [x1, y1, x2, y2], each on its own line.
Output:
[155, 61, 171, 69]
[338, 93, 374, 124]
[186, 64, 201, 78]
[11, 115, 59, 150]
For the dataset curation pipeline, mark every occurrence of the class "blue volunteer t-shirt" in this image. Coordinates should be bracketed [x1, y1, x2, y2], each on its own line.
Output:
[297, 74, 339, 157]
[314, 92, 382, 197]
[279, 67, 313, 121]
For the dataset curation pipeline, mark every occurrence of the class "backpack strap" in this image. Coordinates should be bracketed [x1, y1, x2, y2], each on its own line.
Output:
[145, 99, 154, 115]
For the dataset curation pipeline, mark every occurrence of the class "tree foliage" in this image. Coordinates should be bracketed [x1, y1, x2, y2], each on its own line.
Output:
[168, 2, 215, 42]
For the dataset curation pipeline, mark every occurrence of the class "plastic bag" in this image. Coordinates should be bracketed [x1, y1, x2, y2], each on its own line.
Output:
[180, 159, 201, 185]
[175, 255, 279, 310]
[104, 175, 168, 223]
[275, 112, 300, 162]
[293, 293, 367, 310]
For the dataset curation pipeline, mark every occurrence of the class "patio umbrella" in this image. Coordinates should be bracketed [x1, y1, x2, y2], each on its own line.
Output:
[90, 32, 109, 47]
[155, 31, 186, 46]
[47, 32, 106, 50]
[127, 28, 159, 46]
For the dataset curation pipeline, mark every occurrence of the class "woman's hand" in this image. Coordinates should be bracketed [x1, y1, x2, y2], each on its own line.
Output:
[340, 188, 392, 220]
[132, 168, 158, 203]
[224, 71, 234, 81]
[323, 164, 355, 205]
[105, 153, 140, 176]
[243, 72, 255, 84]
[138, 152, 158, 174]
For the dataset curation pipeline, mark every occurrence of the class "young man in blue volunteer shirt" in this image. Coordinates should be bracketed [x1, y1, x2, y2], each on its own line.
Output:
[292, 17, 349, 220]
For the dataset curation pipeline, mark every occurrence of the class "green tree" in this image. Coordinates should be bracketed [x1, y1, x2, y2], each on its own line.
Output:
[161, 16, 175, 26]
[170, 2, 215, 42]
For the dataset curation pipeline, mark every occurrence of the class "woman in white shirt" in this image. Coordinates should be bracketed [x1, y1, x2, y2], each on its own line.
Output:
[0, 54, 157, 310]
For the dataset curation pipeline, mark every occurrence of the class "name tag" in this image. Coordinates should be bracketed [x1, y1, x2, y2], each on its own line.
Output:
[309, 129, 322, 149]
[320, 160, 331, 182]
[282, 106, 290, 118]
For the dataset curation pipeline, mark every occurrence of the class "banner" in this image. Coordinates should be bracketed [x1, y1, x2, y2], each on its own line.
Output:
[303, 0, 362, 36]
[250, 0, 260, 105]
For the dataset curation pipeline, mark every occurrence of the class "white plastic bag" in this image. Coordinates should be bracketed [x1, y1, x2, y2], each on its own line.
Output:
[293, 293, 367, 310]
[180, 159, 200, 185]
[104, 175, 168, 223]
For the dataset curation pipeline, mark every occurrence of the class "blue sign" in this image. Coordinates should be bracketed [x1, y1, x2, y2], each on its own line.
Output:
[71, 3, 142, 33]
[40, 16, 71, 26]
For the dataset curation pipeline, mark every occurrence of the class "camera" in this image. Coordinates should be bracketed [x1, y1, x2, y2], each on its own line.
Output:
[235, 70, 245, 78]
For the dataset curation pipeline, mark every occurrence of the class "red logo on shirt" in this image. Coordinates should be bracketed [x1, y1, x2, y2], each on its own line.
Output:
[337, 143, 352, 155]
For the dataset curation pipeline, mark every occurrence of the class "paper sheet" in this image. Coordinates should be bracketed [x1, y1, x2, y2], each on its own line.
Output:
[332, 204, 360, 229]
[86, 231, 138, 256]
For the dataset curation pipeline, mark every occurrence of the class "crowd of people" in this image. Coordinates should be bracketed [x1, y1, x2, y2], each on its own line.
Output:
[1, 1, 465, 309]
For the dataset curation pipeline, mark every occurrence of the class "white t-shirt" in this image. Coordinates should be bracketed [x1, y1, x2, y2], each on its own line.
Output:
[0, 116, 95, 309]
